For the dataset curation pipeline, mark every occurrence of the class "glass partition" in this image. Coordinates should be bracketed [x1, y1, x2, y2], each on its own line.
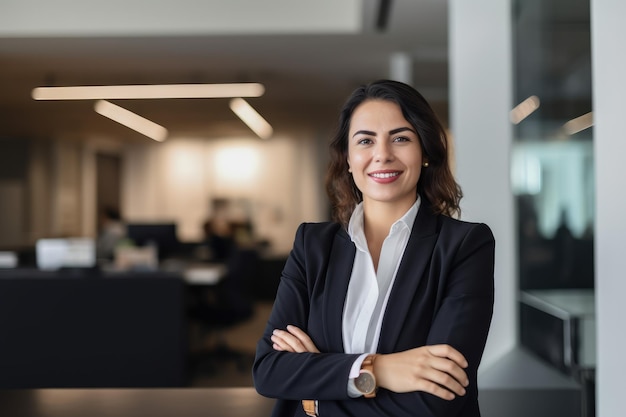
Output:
[513, 0, 594, 291]
[512, 0, 595, 414]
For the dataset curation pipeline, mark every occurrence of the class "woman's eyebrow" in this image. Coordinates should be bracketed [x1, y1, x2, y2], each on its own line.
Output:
[352, 129, 376, 137]
[352, 126, 416, 138]
[389, 127, 416, 135]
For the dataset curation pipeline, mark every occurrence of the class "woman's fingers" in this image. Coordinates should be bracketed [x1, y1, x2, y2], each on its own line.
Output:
[285, 325, 320, 353]
[426, 344, 468, 368]
[428, 355, 469, 389]
[271, 329, 305, 352]
[419, 359, 467, 396]
[270, 325, 319, 353]
[415, 379, 457, 401]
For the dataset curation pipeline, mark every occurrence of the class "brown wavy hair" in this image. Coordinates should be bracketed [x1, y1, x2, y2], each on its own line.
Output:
[325, 79, 462, 227]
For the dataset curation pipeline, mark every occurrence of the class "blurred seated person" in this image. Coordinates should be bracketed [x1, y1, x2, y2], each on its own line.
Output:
[202, 218, 236, 262]
[96, 207, 127, 261]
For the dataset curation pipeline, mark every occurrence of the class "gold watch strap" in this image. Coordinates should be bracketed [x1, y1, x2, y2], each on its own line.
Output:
[302, 400, 316, 416]
[362, 354, 378, 398]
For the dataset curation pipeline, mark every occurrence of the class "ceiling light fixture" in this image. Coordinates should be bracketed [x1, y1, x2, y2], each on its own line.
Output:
[563, 112, 593, 135]
[229, 98, 273, 140]
[94, 100, 168, 142]
[32, 83, 265, 100]
[510, 95, 541, 124]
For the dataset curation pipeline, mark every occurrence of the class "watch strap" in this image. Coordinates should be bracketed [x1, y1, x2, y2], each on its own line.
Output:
[361, 354, 378, 398]
[302, 400, 316, 416]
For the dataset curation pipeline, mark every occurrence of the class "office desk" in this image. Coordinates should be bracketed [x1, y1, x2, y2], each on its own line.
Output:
[520, 289, 595, 370]
[104, 261, 227, 286]
[0, 271, 187, 388]
[0, 387, 276, 417]
[182, 263, 227, 285]
[0, 265, 230, 389]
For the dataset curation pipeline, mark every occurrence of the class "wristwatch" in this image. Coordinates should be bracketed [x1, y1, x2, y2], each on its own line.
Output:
[354, 354, 378, 398]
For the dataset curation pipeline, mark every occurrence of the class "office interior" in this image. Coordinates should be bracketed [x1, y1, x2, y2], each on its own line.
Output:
[0, 1, 624, 416]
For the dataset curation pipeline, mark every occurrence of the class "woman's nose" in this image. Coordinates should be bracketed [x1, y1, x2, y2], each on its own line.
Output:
[374, 141, 393, 162]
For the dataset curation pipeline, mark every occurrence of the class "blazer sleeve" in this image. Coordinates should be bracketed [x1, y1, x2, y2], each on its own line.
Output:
[253, 223, 361, 401]
[317, 222, 495, 417]
[422, 222, 495, 415]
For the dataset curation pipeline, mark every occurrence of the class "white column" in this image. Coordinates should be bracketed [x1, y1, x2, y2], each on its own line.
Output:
[389, 52, 413, 85]
[591, 1, 626, 416]
[449, 0, 516, 369]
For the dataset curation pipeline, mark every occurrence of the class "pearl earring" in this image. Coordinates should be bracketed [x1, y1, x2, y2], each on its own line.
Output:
[423, 161, 429, 168]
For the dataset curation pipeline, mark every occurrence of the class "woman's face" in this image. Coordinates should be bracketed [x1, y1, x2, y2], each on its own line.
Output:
[347, 99, 424, 210]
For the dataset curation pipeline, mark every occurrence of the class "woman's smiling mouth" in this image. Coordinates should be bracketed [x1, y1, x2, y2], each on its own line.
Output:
[368, 170, 402, 181]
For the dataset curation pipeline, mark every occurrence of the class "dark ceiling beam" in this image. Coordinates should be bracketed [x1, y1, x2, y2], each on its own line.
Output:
[376, 0, 393, 31]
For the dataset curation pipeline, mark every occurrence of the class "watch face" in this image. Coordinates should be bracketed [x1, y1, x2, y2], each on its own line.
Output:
[355, 370, 376, 394]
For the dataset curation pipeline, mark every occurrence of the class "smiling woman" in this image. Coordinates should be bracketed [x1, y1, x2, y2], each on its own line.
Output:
[252, 80, 495, 417]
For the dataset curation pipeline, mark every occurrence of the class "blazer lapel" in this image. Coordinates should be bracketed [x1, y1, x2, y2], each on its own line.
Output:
[377, 202, 439, 353]
[322, 229, 355, 352]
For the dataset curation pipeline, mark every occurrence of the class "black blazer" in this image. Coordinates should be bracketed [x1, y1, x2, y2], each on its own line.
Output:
[253, 201, 495, 417]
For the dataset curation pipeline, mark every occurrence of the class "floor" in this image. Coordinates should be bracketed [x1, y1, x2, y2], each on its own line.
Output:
[188, 301, 273, 387]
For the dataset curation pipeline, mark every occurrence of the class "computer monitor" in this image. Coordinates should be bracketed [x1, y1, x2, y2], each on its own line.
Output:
[126, 223, 180, 260]
[36, 238, 96, 271]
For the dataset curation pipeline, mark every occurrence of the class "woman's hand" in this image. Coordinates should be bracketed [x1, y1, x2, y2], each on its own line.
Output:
[375, 344, 469, 400]
[271, 325, 320, 353]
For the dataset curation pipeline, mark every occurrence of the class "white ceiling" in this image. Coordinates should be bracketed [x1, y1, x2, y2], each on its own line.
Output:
[0, 0, 449, 142]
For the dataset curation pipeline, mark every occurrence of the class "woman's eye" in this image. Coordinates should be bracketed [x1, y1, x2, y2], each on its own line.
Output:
[357, 138, 373, 145]
[393, 136, 410, 142]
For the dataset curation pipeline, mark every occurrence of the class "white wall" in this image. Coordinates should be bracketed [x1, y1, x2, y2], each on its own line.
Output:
[591, 1, 626, 415]
[449, 0, 517, 370]
[122, 134, 324, 254]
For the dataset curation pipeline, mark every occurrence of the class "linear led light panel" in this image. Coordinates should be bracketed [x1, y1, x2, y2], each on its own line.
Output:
[563, 112, 593, 135]
[510, 95, 540, 125]
[94, 100, 168, 142]
[229, 98, 273, 140]
[32, 83, 265, 100]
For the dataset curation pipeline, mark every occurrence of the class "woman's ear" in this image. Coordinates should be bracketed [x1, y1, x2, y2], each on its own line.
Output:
[347, 159, 352, 173]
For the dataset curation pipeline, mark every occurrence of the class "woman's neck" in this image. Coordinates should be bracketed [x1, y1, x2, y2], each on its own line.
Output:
[362, 198, 416, 271]
[362, 199, 415, 232]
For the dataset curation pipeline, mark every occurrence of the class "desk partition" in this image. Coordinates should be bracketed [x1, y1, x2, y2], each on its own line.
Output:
[0, 269, 187, 388]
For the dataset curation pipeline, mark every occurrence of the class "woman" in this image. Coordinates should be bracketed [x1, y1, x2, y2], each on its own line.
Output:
[253, 80, 495, 417]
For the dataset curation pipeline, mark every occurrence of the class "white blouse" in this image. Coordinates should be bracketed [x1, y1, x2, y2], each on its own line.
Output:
[342, 198, 420, 396]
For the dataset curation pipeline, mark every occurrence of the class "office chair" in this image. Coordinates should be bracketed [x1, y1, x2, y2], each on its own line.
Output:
[187, 247, 257, 377]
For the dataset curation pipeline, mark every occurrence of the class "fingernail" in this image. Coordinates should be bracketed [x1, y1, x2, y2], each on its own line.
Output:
[272, 329, 279, 335]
